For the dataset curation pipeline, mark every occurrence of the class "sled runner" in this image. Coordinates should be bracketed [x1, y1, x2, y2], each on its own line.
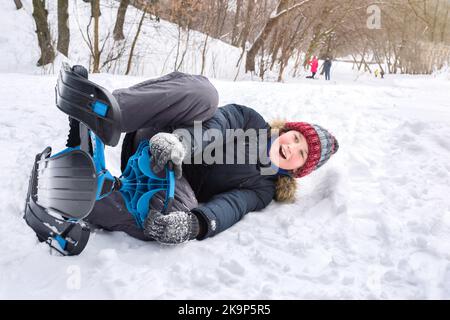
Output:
[56, 62, 122, 147]
[24, 63, 176, 256]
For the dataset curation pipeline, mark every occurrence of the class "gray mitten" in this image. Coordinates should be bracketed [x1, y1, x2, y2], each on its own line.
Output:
[149, 132, 186, 179]
[143, 210, 200, 245]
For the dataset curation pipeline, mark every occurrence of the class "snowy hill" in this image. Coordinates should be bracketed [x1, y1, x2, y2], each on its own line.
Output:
[0, 0, 245, 79]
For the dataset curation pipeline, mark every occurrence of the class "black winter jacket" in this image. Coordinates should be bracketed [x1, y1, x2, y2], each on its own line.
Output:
[178, 104, 277, 239]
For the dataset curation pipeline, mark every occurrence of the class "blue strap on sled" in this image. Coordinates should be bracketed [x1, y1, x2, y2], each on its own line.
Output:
[23, 63, 176, 256]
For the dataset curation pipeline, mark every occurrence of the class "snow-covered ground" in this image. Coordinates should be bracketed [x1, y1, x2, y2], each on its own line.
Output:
[1, 69, 450, 299]
[1, 0, 450, 300]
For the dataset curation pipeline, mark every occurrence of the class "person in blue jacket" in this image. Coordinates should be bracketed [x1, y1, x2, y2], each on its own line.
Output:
[85, 71, 339, 245]
[322, 57, 332, 80]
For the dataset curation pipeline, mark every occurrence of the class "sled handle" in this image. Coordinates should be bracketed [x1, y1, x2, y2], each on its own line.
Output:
[162, 161, 175, 214]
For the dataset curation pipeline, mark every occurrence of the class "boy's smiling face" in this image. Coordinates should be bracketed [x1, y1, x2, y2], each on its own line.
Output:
[269, 130, 309, 173]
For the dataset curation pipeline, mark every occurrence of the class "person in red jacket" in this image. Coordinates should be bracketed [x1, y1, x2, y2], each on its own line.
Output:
[307, 56, 319, 79]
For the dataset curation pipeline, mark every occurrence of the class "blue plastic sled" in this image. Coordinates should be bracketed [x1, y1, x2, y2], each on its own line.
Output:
[23, 63, 176, 256]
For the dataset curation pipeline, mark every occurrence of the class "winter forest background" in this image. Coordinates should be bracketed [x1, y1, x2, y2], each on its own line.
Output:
[6, 0, 450, 79]
[1, 0, 450, 299]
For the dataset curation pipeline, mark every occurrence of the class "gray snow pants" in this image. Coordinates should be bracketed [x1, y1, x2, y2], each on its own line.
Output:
[85, 71, 219, 240]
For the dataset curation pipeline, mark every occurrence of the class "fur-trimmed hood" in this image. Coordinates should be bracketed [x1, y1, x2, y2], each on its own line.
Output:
[270, 120, 298, 203]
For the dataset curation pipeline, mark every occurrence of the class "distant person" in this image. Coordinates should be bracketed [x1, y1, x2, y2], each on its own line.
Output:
[323, 57, 332, 81]
[306, 56, 319, 79]
[374, 68, 385, 79]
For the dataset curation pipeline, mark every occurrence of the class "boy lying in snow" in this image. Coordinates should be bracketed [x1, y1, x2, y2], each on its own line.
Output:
[85, 71, 339, 245]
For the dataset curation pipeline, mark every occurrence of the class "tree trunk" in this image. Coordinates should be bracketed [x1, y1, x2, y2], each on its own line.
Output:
[90, 0, 101, 16]
[431, 0, 439, 43]
[217, 1, 229, 39]
[269, 32, 282, 71]
[231, 0, 242, 46]
[32, 0, 55, 66]
[57, 0, 70, 57]
[237, 0, 255, 50]
[14, 0, 23, 10]
[200, 2, 213, 75]
[200, 33, 209, 76]
[177, 28, 191, 71]
[278, 60, 286, 82]
[292, 50, 302, 77]
[174, 24, 182, 71]
[303, 26, 320, 67]
[91, 0, 101, 73]
[278, 15, 304, 81]
[259, 43, 266, 80]
[126, 7, 146, 75]
[373, 51, 385, 76]
[113, 0, 130, 41]
[213, 0, 223, 38]
[440, 1, 449, 43]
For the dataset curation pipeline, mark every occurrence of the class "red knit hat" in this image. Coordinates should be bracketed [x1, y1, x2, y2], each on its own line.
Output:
[284, 122, 339, 178]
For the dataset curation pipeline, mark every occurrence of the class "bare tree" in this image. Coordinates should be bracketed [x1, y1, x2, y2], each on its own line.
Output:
[170, 0, 202, 71]
[245, 0, 312, 73]
[238, 0, 255, 50]
[122, 0, 449, 77]
[126, 5, 147, 75]
[213, 0, 229, 38]
[233, 0, 255, 74]
[176, 28, 191, 71]
[32, 0, 55, 66]
[113, 0, 130, 41]
[91, 0, 101, 72]
[231, 0, 243, 46]
[57, 0, 70, 57]
[276, 13, 310, 81]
